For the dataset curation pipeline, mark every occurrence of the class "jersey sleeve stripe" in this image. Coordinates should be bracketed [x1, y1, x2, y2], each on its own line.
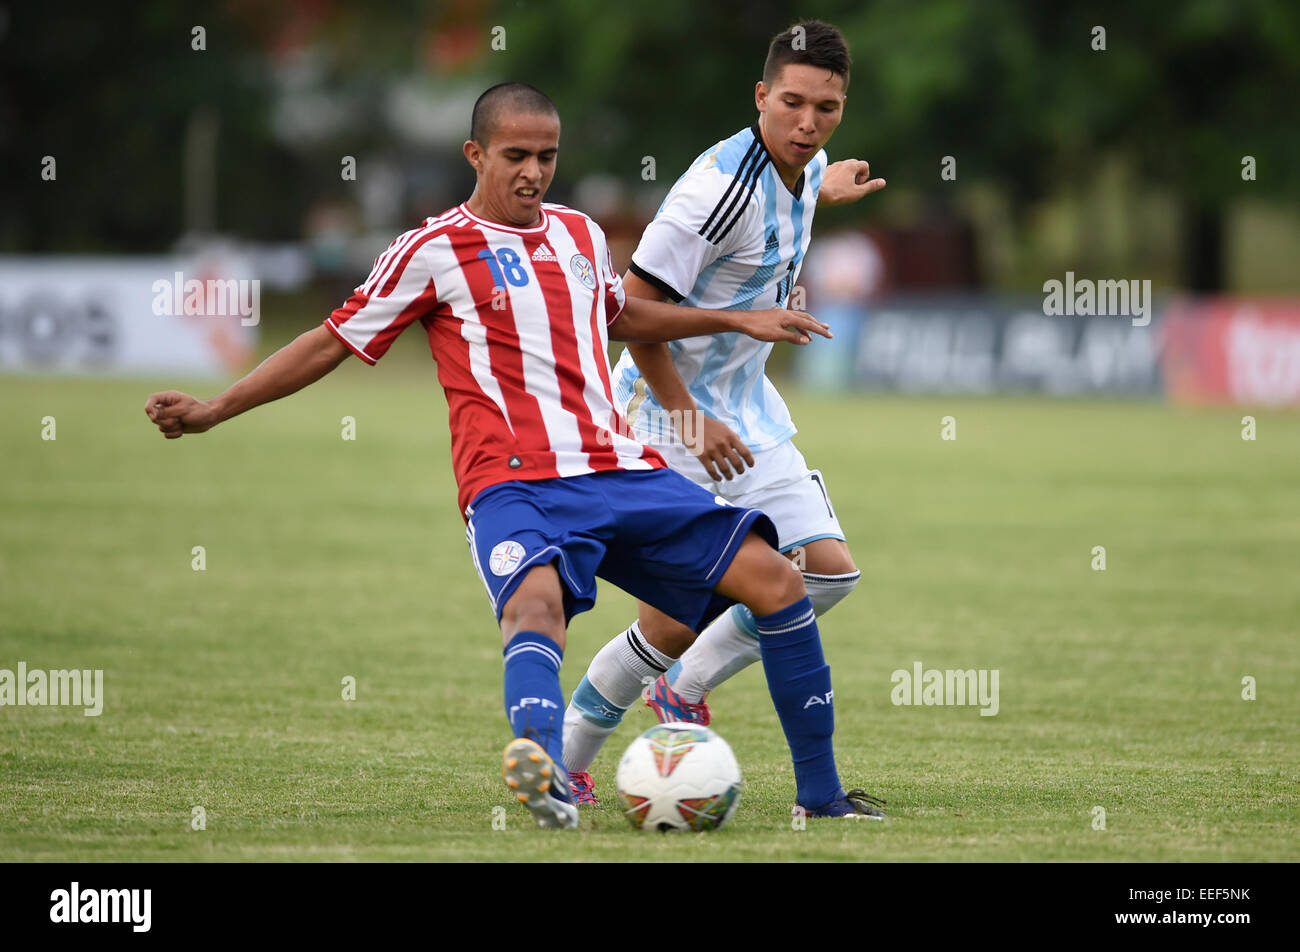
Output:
[375, 222, 458, 298]
[363, 227, 424, 296]
[362, 210, 458, 296]
[628, 260, 686, 302]
[323, 316, 378, 365]
[370, 280, 439, 356]
[697, 137, 761, 238]
[708, 155, 769, 245]
[360, 237, 407, 296]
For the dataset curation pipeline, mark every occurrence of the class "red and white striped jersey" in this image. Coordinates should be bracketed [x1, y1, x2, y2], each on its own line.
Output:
[324, 202, 665, 517]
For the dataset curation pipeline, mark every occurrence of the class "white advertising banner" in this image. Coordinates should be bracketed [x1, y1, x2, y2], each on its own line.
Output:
[0, 257, 259, 376]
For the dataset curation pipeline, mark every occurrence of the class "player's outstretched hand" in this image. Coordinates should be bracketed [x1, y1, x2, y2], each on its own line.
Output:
[144, 390, 218, 439]
[747, 308, 832, 345]
[819, 159, 886, 206]
[676, 412, 754, 481]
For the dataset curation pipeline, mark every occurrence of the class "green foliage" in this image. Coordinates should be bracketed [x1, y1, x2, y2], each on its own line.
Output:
[500, 0, 1299, 205]
[3, 1, 1296, 277]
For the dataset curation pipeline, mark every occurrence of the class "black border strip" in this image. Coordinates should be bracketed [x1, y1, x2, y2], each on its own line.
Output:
[629, 260, 686, 303]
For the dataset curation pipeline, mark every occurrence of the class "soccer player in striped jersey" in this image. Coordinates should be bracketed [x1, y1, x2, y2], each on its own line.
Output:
[145, 82, 873, 828]
[563, 21, 889, 818]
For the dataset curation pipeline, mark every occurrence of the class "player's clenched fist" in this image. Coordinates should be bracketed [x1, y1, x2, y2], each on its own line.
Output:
[144, 391, 218, 439]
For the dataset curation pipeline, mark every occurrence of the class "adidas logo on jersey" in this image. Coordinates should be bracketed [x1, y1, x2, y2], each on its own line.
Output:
[531, 243, 558, 262]
[765, 229, 779, 251]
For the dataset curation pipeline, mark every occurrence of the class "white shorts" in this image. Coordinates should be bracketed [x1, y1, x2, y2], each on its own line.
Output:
[647, 436, 845, 553]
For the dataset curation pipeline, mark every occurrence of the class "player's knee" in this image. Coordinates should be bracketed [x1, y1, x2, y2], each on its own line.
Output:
[499, 562, 567, 645]
[802, 569, 860, 617]
[500, 593, 566, 647]
[772, 560, 808, 609]
[751, 550, 807, 616]
[795, 538, 857, 576]
[718, 532, 807, 617]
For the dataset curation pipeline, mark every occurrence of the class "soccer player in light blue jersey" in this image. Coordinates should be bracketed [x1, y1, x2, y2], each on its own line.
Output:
[563, 20, 888, 817]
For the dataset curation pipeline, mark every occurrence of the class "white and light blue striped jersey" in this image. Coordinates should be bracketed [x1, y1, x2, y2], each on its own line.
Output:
[612, 123, 826, 451]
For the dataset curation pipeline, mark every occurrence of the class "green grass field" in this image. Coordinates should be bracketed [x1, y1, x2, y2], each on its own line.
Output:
[2, 360, 1297, 861]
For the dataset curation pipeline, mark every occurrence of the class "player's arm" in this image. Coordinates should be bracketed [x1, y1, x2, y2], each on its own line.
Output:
[608, 290, 828, 345]
[605, 161, 827, 478]
[614, 274, 762, 482]
[144, 325, 350, 439]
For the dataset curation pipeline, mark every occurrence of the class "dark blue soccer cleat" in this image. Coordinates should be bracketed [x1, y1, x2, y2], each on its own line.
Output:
[799, 788, 887, 820]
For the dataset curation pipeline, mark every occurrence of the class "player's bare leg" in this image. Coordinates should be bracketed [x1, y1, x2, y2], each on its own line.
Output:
[636, 601, 696, 658]
[635, 603, 713, 725]
[795, 537, 857, 576]
[636, 537, 828, 722]
[564, 529, 877, 815]
[561, 539, 855, 762]
[663, 537, 859, 704]
[499, 562, 567, 649]
[499, 563, 577, 829]
[711, 531, 808, 611]
[561, 596, 688, 799]
[562, 535, 860, 772]
[560, 538, 803, 789]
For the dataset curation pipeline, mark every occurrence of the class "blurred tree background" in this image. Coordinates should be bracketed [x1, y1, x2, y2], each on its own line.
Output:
[2, 0, 1297, 292]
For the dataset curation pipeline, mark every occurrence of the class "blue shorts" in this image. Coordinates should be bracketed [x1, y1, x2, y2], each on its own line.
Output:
[464, 468, 778, 632]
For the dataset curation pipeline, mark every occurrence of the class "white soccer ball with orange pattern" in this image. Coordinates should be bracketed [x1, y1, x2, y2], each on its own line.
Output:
[615, 722, 742, 832]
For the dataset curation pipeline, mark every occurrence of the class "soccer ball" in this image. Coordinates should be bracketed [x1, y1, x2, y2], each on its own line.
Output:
[615, 722, 742, 832]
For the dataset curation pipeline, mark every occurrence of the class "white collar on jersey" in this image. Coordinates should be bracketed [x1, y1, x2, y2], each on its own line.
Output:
[458, 202, 551, 234]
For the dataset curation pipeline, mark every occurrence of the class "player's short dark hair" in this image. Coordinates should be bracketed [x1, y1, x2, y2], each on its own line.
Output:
[470, 82, 560, 145]
[762, 20, 851, 91]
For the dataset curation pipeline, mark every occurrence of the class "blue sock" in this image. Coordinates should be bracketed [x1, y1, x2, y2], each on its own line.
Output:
[754, 596, 844, 809]
[503, 631, 566, 770]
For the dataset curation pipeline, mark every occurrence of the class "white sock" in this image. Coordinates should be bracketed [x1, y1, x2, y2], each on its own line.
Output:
[670, 571, 860, 701]
[562, 621, 674, 773]
[562, 706, 617, 775]
[802, 570, 860, 616]
[669, 604, 762, 702]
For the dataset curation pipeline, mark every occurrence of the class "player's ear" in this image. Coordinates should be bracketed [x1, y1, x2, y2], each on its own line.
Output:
[754, 80, 768, 113]
[463, 139, 483, 172]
